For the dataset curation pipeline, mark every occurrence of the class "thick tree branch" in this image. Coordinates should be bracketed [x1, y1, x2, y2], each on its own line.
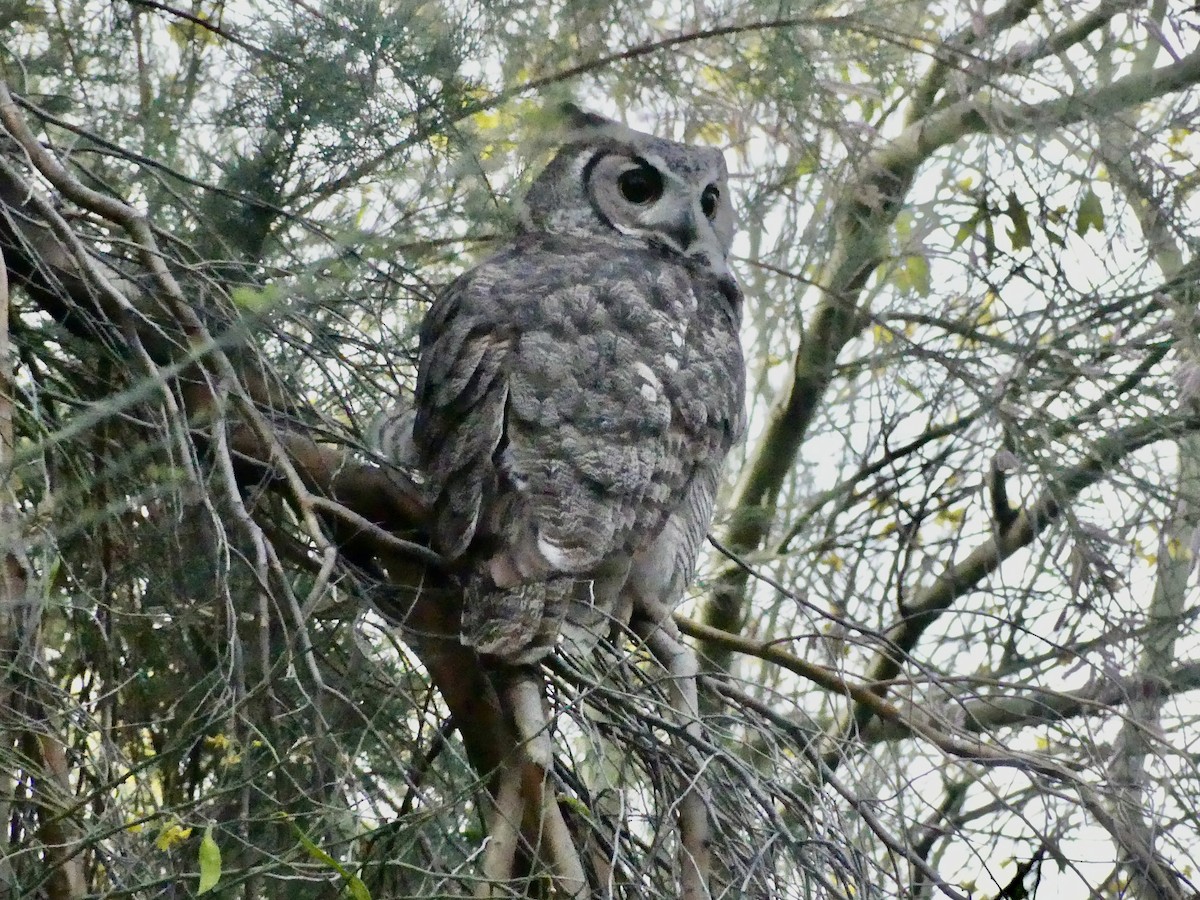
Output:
[1097, 56, 1195, 896]
[1, 245, 85, 899]
[870, 658, 1200, 743]
[906, 0, 1041, 123]
[0, 94, 523, 797]
[686, 600, 1200, 744]
[702, 34, 1200, 664]
[834, 413, 1200, 747]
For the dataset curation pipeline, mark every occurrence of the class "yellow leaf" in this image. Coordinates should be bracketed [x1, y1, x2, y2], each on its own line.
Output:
[167, 18, 218, 48]
[821, 553, 844, 572]
[935, 508, 965, 525]
[557, 794, 592, 818]
[231, 284, 280, 312]
[155, 821, 193, 851]
[871, 324, 895, 344]
[470, 109, 501, 131]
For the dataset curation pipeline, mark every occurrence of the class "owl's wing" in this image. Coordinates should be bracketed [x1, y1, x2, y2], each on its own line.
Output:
[414, 244, 669, 581]
[415, 238, 742, 639]
[413, 271, 515, 563]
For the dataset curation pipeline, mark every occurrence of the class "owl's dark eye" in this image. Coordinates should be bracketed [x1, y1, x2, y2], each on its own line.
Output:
[701, 184, 720, 219]
[618, 165, 664, 204]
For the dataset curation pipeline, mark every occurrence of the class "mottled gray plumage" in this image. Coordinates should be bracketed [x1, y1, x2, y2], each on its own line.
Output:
[412, 106, 745, 664]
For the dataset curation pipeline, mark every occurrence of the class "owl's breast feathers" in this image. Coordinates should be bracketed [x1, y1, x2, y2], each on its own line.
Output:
[414, 234, 744, 652]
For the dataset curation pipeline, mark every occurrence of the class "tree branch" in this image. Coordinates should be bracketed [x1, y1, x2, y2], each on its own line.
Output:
[0, 90, 522, 799]
[834, 413, 1200, 748]
[701, 33, 1200, 664]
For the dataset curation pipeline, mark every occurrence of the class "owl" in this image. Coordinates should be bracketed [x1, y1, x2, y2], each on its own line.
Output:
[412, 105, 745, 665]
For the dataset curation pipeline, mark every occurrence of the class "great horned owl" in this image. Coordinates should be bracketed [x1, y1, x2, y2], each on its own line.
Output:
[413, 105, 745, 665]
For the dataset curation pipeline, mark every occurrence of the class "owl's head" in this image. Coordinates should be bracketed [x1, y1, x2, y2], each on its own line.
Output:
[521, 104, 736, 277]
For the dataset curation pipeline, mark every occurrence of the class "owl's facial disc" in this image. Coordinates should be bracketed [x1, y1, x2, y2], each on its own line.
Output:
[584, 149, 733, 274]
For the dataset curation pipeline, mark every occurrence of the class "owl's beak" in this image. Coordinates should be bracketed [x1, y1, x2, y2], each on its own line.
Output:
[646, 201, 727, 275]
[651, 205, 696, 255]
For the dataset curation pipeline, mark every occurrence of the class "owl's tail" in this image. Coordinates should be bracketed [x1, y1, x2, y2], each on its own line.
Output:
[461, 574, 616, 664]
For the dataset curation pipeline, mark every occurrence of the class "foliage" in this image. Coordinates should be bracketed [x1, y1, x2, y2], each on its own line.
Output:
[2, 1, 1200, 898]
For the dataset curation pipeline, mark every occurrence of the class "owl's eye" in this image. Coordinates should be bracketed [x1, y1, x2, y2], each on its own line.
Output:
[701, 184, 720, 219]
[617, 165, 664, 204]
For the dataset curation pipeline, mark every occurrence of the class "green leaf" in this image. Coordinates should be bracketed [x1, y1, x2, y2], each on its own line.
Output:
[43, 555, 62, 601]
[557, 794, 592, 819]
[231, 284, 281, 313]
[1004, 191, 1032, 250]
[898, 254, 931, 296]
[289, 818, 372, 900]
[1076, 188, 1105, 236]
[983, 213, 996, 265]
[899, 377, 925, 399]
[198, 825, 221, 894]
[791, 152, 819, 177]
[953, 209, 983, 247]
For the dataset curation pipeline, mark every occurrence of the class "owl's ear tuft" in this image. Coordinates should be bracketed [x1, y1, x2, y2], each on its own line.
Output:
[557, 102, 630, 143]
[559, 102, 615, 130]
